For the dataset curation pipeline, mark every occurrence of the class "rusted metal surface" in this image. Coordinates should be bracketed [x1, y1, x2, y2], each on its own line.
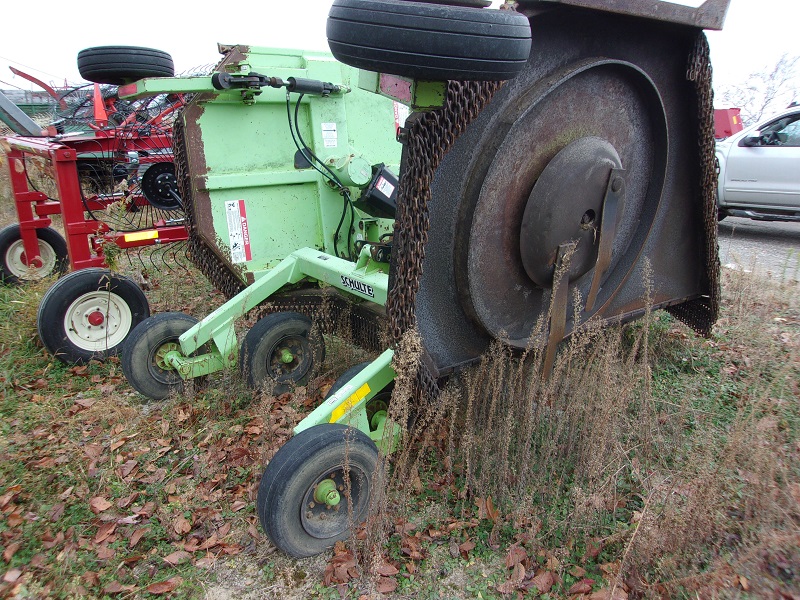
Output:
[172, 46, 251, 299]
[415, 6, 719, 373]
[519, 0, 731, 30]
[456, 58, 668, 348]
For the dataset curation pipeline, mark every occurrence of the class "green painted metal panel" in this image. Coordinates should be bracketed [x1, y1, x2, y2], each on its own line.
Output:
[177, 46, 401, 277]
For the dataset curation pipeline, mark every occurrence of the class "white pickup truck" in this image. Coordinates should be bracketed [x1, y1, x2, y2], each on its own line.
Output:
[716, 106, 800, 222]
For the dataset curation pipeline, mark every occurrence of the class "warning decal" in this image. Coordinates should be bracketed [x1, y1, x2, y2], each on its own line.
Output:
[225, 200, 252, 264]
[375, 175, 395, 199]
[322, 122, 338, 148]
[393, 101, 410, 134]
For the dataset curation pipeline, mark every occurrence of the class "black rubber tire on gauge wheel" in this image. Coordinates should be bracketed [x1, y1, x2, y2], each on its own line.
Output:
[240, 312, 325, 394]
[121, 312, 203, 400]
[37, 268, 150, 364]
[326, 0, 532, 81]
[0, 225, 68, 285]
[257, 423, 380, 557]
[77, 46, 174, 85]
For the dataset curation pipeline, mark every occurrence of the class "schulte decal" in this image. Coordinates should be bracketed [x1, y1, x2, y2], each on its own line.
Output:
[340, 275, 374, 298]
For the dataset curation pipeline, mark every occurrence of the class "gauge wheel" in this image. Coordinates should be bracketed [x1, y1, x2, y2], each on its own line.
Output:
[0, 225, 68, 285]
[140, 162, 181, 210]
[327, 0, 531, 81]
[240, 312, 325, 393]
[77, 46, 174, 85]
[325, 362, 394, 431]
[37, 268, 149, 364]
[121, 312, 205, 400]
[257, 423, 380, 557]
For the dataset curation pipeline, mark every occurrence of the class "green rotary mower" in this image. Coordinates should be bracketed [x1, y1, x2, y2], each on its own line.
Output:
[75, 0, 730, 557]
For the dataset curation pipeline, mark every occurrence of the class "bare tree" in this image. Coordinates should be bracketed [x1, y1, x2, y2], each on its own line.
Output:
[716, 53, 799, 125]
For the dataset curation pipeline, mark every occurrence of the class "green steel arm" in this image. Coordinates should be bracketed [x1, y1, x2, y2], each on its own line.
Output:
[118, 77, 217, 99]
[167, 246, 389, 377]
[296, 349, 398, 451]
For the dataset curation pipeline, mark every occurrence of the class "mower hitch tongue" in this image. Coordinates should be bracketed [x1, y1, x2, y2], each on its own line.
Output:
[80, 0, 730, 557]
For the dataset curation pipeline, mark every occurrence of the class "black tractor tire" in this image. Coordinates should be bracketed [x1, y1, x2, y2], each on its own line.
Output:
[77, 46, 174, 85]
[326, 0, 531, 81]
[37, 268, 150, 364]
[257, 423, 380, 557]
[240, 312, 325, 394]
[0, 225, 68, 285]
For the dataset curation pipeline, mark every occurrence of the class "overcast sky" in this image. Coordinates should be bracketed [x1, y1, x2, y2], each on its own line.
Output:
[1, 0, 797, 100]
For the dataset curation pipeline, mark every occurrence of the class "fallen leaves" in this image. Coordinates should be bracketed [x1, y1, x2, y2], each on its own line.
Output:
[2, 542, 20, 563]
[505, 544, 528, 569]
[163, 550, 192, 566]
[129, 527, 148, 548]
[497, 562, 526, 594]
[89, 497, 112, 514]
[93, 522, 116, 544]
[589, 587, 629, 600]
[323, 542, 360, 586]
[475, 496, 501, 522]
[531, 570, 556, 594]
[2, 568, 21, 583]
[146, 576, 183, 595]
[568, 578, 595, 595]
[173, 515, 191, 536]
[102, 581, 135, 595]
[376, 575, 398, 594]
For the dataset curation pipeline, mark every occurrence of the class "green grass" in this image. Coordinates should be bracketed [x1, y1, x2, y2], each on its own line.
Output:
[0, 249, 798, 598]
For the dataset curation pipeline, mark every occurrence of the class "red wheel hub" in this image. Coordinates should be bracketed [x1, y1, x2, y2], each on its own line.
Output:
[87, 311, 105, 326]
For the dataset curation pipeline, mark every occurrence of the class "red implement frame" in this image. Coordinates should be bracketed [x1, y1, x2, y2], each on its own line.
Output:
[4, 134, 187, 271]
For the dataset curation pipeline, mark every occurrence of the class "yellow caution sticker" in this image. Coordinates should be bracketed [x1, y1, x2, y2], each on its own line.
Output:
[123, 230, 159, 243]
[329, 383, 371, 423]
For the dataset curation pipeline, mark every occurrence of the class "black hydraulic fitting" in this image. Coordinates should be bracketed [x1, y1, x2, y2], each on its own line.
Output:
[286, 77, 340, 97]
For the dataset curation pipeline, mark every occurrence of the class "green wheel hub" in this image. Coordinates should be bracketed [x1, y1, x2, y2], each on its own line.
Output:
[314, 479, 341, 507]
[154, 342, 180, 370]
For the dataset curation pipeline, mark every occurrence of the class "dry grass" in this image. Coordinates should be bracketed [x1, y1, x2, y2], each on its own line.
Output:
[0, 139, 797, 597]
[340, 264, 800, 599]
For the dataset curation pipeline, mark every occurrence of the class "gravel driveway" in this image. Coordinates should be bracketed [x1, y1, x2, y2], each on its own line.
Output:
[717, 217, 800, 284]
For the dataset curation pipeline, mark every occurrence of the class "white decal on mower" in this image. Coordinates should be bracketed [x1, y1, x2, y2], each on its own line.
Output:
[321, 122, 338, 148]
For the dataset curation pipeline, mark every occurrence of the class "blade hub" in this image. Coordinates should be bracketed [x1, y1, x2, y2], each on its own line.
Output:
[520, 136, 622, 287]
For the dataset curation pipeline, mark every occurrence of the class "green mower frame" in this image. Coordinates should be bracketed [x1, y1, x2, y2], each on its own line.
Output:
[115, 46, 449, 448]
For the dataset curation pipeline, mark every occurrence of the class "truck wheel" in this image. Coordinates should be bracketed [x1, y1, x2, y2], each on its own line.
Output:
[77, 46, 174, 85]
[327, 0, 531, 81]
[0, 225, 68, 285]
[37, 268, 149, 364]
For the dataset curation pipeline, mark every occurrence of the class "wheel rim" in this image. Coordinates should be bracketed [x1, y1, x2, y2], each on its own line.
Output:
[147, 339, 183, 386]
[267, 334, 311, 382]
[5, 238, 57, 281]
[300, 464, 371, 540]
[154, 341, 180, 371]
[65, 291, 133, 351]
